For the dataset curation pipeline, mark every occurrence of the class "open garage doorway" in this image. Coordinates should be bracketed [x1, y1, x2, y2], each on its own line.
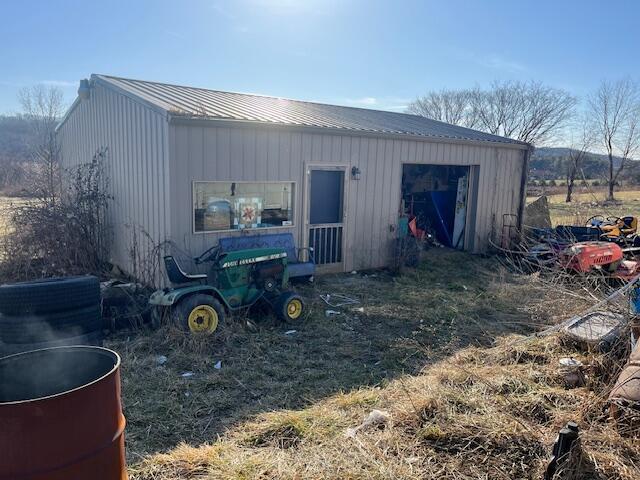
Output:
[401, 164, 475, 249]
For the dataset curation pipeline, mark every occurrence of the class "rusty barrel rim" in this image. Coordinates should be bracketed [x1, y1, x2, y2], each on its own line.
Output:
[0, 345, 121, 405]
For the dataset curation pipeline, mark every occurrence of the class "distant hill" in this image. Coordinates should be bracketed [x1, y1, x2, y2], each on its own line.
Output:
[3, 117, 640, 190]
[0, 115, 35, 194]
[529, 147, 640, 184]
[0, 115, 33, 164]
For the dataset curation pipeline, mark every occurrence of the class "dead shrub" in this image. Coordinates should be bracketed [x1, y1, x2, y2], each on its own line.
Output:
[0, 147, 112, 281]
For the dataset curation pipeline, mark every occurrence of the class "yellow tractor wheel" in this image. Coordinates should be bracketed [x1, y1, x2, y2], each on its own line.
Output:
[276, 292, 305, 323]
[172, 294, 225, 335]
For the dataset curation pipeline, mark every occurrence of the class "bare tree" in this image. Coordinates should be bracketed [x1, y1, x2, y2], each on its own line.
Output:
[588, 79, 640, 201]
[565, 115, 594, 202]
[470, 81, 576, 145]
[409, 81, 576, 146]
[407, 89, 478, 128]
[18, 85, 65, 205]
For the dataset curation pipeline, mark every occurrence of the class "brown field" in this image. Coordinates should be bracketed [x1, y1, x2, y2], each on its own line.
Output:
[529, 189, 640, 226]
[0, 197, 14, 234]
[0, 196, 31, 235]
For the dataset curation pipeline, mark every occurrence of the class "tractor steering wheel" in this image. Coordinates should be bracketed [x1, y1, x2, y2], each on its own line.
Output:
[194, 245, 221, 264]
[586, 215, 605, 227]
[606, 216, 622, 224]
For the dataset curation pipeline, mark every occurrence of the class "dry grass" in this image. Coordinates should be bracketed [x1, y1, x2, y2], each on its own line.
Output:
[0, 196, 31, 236]
[100, 249, 640, 479]
[127, 333, 640, 479]
[112, 250, 551, 461]
[529, 189, 640, 226]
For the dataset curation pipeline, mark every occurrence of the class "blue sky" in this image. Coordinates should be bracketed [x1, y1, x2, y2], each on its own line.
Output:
[1, 0, 639, 115]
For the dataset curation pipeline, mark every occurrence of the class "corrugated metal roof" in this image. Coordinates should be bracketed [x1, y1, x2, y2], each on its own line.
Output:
[94, 74, 527, 147]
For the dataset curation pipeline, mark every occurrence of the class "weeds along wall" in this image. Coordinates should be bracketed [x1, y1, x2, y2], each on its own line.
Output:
[57, 82, 171, 285]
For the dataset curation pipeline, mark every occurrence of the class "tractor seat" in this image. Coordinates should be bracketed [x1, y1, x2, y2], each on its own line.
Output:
[621, 216, 638, 235]
[164, 256, 207, 284]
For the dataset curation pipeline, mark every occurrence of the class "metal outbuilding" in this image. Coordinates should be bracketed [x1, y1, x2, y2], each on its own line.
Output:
[57, 74, 530, 281]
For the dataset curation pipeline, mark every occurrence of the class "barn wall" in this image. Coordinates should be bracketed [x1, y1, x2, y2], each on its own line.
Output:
[57, 83, 171, 280]
[168, 123, 526, 272]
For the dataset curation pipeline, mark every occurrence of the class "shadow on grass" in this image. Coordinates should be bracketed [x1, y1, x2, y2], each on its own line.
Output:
[108, 249, 537, 461]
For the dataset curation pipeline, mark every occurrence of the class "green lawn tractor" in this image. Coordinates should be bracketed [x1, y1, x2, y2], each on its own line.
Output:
[149, 244, 305, 334]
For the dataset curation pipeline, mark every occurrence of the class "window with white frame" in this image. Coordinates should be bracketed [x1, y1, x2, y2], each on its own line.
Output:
[193, 181, 295, 233]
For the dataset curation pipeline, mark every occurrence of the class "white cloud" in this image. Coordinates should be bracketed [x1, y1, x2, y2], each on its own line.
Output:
[332, 96, 411, 112]
[210, 2, 237, 20]
[248, 0, 337, 16]
[386, 105, 409, 112]
[449, 47, 527, 74]
[477, 54, 526, 73]
[345, 97, 378, 106]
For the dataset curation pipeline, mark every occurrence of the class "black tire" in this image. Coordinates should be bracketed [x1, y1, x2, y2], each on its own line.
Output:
[0, 304, 103, 344]
[0, 330, 104, 358]
[275, 292, 305, 323]
[171, 294, 225, 335]
[0, 276, 100, 315]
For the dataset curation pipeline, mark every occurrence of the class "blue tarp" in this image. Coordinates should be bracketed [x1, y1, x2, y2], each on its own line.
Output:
[430, 191, 457, 246]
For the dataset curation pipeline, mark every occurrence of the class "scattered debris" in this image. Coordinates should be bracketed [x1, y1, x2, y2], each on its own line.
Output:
[564, 310, 626, 350]
[181, 371, 195, 378]
[559, 357, 583, 367]
[155, 355, 168, 366]
[101, 279, 151, 331]
[353, 307, 365, 313]
[245, 319, 258, 332]
[213, 360, 222, 370]
[284, 330, 297, 335]
[350, 270, 357, 275]
[320, 293, 360, 308]
[325, 310, 341, 317]
[345, 409, 391, 438]
[544, 422, 580, 480]
[558, 357, 586, 388]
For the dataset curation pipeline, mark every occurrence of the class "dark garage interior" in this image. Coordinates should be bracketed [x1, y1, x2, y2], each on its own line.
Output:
[401, 164, 470, 248]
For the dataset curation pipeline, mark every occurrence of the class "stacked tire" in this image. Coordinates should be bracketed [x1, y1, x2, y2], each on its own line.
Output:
[0, 276, 103, 357]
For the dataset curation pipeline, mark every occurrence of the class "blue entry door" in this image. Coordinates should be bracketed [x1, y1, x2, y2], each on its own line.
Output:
[307, 168, 345, 270]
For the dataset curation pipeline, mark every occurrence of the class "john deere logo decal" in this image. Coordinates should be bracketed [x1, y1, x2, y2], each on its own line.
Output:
[222, 252, 287, 268]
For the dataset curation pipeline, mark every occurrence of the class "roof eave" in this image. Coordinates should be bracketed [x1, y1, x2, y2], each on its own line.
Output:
[55, 96, 81, 133]
[55, 75, 171, 133]
[168, 114, 530, 151]
[93, 75, 169, 118]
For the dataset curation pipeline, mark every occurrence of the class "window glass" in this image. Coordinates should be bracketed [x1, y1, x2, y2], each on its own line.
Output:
[193, 182, 294, 232]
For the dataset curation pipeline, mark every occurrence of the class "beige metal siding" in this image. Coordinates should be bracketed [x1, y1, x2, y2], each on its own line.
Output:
[57, 84, 170, 278]
[167, 124, 526, 272]
[57, 82, 525, 282]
